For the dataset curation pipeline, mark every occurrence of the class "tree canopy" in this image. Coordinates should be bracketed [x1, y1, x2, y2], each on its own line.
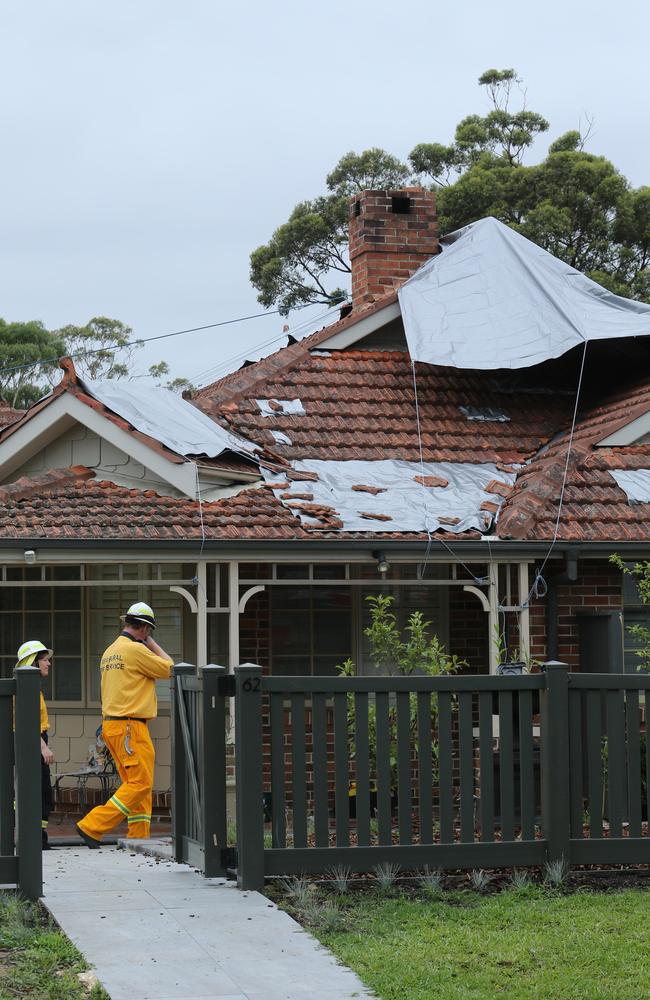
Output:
[0, 320, 65, 409]
[250, 69, 650, 314]
[0, 315, 192, 409]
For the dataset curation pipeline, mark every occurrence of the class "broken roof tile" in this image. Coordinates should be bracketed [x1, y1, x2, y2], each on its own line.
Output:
[413, 474, 449, 488]
[485, 480, 514, 498]
[351, 484, 388, 494]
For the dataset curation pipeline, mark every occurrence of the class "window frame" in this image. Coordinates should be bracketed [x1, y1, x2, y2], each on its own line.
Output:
[0, 564, 86, 708]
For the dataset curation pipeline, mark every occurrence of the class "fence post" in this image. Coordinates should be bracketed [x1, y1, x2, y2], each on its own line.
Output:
[235, 663, 264, 891]
[0, 684, 14, 858]
[541, 661, 571, 866]
[171, 663, 196, 864]
[14, 667, 42, 900]
[201, 665, 228, 877]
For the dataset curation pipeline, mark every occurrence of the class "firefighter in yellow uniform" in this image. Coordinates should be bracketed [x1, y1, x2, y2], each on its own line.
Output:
[76, 603, 173, 848]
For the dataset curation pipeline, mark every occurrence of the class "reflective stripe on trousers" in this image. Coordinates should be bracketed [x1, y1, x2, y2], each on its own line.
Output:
[77, 720, 154, 841]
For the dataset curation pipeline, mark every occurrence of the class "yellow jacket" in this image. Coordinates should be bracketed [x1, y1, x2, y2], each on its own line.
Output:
[100, 635, 173, 720]
[39, 692, 49, 732]
[12, 690, 48, 733]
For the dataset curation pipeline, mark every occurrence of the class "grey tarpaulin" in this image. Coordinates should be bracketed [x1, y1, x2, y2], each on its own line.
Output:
[81, 380, 258, 458]
[264, 459, 517, 534]
[610, 469, 650, 503]
[256, 398, 306, 416]
[398, 217, 650, 370]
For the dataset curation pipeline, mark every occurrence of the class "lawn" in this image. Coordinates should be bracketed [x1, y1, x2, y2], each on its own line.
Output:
[281, 880, 650, 1000]
[0, 891, 109, 1000]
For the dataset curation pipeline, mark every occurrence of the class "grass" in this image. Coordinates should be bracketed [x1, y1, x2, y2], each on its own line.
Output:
[303, 884, 650, 1000]
[0, 891, 109, 999]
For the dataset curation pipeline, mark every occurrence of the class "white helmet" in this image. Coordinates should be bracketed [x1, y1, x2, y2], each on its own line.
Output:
[120, 602, 156, 629]
[16, 639, 53, 668]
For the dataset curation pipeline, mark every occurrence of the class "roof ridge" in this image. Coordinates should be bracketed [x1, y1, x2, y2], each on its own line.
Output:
[194, 293, 398, 406]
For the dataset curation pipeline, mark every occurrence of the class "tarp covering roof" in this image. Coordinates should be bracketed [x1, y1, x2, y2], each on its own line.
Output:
[610, 469, 650, 503]
[398, 217, 650, 370]
[263, 458, 517, 534]
[81, 379, 258, 458]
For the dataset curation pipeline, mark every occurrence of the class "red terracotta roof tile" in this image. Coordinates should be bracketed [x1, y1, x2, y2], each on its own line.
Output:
[196, 350, 573, 466]
[499, 381, 650, 540]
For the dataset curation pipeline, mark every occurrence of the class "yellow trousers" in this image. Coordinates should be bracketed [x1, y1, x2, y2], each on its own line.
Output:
[77, 720, 154, 841]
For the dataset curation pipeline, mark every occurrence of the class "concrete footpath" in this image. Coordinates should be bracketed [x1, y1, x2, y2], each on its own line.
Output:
[42, 843, 374, 1000]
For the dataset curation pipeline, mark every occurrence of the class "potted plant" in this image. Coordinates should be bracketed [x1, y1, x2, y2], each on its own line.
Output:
[493, 624, 532, 675]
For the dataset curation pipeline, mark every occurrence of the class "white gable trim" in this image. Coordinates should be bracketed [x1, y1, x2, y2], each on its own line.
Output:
[597, 410, 650, 446]
[315, 301, 401, 351]
[0, 394, 200, 498]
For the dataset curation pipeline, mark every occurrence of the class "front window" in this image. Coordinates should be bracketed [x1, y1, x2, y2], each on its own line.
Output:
[0, 566, 83, 702]
[87, 563, 188, 703]
[269, 564, 352, 676]
[358, 564, 449, 674]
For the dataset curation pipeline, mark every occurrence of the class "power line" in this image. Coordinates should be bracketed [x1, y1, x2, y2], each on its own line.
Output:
[0, 308, 287, 378]
[190, 303, 342, 387]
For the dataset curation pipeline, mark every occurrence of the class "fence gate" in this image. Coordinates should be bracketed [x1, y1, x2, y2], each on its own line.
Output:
[0, 667, 43, 900]
[171, 664, 230, 876]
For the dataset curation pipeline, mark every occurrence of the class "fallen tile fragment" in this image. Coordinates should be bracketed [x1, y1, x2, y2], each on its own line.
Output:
[414, 474, 449, 488]
[351, 484, 388, 495]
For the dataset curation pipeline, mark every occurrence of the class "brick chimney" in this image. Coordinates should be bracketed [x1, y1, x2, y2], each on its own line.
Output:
[349, 188, 438, 308]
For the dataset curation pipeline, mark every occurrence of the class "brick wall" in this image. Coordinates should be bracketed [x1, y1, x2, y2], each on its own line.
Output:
[239, 590, 270, 668]
[529, 560, 623, 668]
[449, 586, 489, 674]
[349, 188, 438, 306]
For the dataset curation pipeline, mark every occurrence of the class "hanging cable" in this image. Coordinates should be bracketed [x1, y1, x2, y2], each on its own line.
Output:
[190, 303, 342, 387]
[194, 463, 206, 556]
[411, 360, 434, 578]
[537, 340, 589, 577]
[410, 361, 485, 585]
[506, 341, 589, 614]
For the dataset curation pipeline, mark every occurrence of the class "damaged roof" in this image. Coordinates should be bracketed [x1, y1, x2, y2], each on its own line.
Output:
[4, 209, 650, 545]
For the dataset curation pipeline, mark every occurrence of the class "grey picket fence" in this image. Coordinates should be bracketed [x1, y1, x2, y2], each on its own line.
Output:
[171, 662, 650, 890]
[0, 667, 44, 899]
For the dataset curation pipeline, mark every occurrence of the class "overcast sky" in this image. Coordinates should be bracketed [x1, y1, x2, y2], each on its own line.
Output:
[1, 0, 648, 387]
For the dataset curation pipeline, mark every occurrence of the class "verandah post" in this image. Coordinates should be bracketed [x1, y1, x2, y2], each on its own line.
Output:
[235, 663, 264, 891]
[14, 666, 42, 900]
[200, 665, 228, 877]
[541, 661, 571, 866]
[171, 663, 195, 864]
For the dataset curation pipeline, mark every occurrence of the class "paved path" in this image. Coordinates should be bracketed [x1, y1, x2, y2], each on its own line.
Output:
[42, 845, 373, 1000]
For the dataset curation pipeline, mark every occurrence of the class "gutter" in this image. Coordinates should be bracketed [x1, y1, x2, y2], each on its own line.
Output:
[0, 539, 643, 559]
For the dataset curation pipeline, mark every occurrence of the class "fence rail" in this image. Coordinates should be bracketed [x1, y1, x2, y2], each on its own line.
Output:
[171, 662, 650, 891]
[0, 668, 43, 899]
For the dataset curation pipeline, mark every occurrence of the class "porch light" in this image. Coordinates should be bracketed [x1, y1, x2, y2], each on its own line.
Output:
[373, 550, 390, 575]
[23, 550, 36, 565]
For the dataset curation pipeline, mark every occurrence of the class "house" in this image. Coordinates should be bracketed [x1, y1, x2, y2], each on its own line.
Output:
[2, 186, 650, 801]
